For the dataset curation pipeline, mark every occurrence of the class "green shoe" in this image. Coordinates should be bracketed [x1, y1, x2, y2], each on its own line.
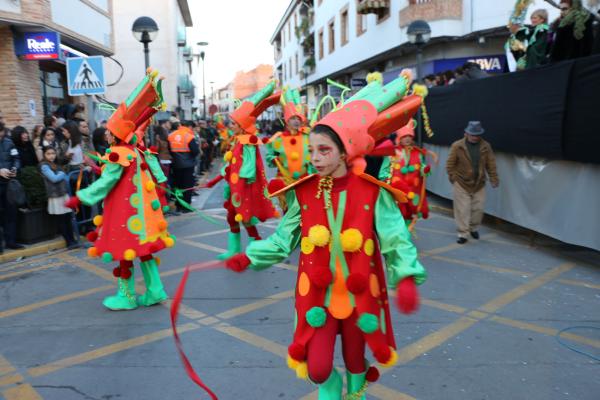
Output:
[318, 369, 342, 400]
[103, 275, 137, 311]
[346, 369, 368, 400]
[217, 232, 241, 260]
[137, 258, 168, 306]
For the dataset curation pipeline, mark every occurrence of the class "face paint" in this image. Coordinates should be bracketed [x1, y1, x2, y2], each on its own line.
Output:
[309, 133, 346, 178]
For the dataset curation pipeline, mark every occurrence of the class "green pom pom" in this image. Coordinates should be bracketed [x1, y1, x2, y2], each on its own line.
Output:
[408, 165, 416, 172]
[223, 185, 231, 200]
[101, 252, 113, 263]
[127, 154, 133, 161]
[130, 135, 138, 144]
[357, 313, 379, 334]
[306, 307, 327, 328]
[412, 195, 420, 206]
[249, 216, 260, 226]
[106, 148, 112, 154]
[151, 199, 161, 210]
[400, 167, 408, 174]
[292, 171, 301, 180]
[162, 205, 170, 212]
[170, 235, 177, 244]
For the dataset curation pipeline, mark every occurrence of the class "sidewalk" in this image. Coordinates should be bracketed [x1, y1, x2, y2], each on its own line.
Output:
[0, 238, 66, 264]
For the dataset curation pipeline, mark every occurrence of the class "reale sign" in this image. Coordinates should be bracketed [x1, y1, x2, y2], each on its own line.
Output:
[14, 32, 61, 60]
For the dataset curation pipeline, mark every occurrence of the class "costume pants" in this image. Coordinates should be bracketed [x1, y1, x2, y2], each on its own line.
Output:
[54, 213, 76, 246]
[306, 310, 366, 383]
[453, 182, 486, 238]
[172, 167, 195, 210]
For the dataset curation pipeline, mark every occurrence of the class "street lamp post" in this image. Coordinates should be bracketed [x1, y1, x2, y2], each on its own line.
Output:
[196, 41, 209, 120]
[132, 16, 159, 71]
[407, 20, 431, 146]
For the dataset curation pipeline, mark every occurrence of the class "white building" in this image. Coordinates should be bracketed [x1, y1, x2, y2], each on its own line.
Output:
[271, 0, 559, 111]
[105, 0, 195, 119]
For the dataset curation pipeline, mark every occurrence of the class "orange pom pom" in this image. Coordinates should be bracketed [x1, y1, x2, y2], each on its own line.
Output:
[87, 247, 98, 258]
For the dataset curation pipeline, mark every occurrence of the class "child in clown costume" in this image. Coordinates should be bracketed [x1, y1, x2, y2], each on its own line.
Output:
[65, 69, 173, 311]
[202, 80, 281, 260]
[225, 72, 426, 399]
[378, 119, 438, 228]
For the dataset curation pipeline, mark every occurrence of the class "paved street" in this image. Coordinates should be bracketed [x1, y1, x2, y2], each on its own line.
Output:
[0, 185, 599, 400]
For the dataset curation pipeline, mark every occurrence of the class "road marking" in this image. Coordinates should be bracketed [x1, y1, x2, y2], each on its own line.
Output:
[428, 254, 530, 277]
[213, 322, 287, 358]
[0, 374, 23, 387]
[162, 299, 207, 320]
[557, 278, 600, 291]
[421, 233, 497, 256]
[0, 355, 15, 377]
[183, 228, 231, 240]
[490, 316, 600, 349]
[369, 384, 417, 400]
[57, 253, 114, 281]
[28, 323, 198, 378]
[1, 384, 42, 400]
[216, 290, 294, 320]
[0, 285, 113, 320]
[479, 262, 575, 313]
[467, 310, 489, 319]
[0, 262, 65, 281]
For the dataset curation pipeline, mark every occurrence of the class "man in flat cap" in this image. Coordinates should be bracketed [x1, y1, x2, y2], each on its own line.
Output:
[446, 121, 499, 244]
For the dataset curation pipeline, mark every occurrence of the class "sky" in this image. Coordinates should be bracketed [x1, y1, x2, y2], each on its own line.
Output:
[187, 0, 290, 92]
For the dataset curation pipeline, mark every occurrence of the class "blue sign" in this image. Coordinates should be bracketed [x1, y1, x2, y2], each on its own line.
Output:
[434, 55, 507, 74]
[14, 32, 60, 60]
[66, 56, 106, 96]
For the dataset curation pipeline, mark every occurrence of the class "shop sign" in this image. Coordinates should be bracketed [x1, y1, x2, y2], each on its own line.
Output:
[15, 32, 61, 60]
[434, 55, 507, 74]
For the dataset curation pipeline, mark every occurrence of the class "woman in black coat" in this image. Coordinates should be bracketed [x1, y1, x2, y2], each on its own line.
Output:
[550, 0, 594, 62]
[11, 126, 38, 167]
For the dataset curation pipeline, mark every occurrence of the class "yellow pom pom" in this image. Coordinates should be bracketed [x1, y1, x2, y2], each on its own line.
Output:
[295, 362, 308, 380]
[160, 102, 168, 112]
[366, 71, 383, 85]
[150, 69, 159, 79]
[308, 225, 330, 247]
[124, 249, 136, 261]
[163, 237, 175, 248]
[301, 237, 315, 255]
[290, 151, 299, 161]
[341, 228, 363, 252]
[87, 247, 98, 258]
[145, 181, 156, 192]
[400, 68, 413, 84]
[224, 151, 233, 162]
[407, 192, 415, 200]
[412, 83, 429, 98]
[234, 213, 243, 222]
[381, 348, 398, 368]
[155, 257, 161, 266]
[93, 215, 103, 226]
[287, 355, 300, 370]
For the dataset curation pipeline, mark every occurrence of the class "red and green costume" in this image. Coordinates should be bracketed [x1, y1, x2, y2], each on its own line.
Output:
[68, 68, 173, 311]
[227, 71, 427, 399]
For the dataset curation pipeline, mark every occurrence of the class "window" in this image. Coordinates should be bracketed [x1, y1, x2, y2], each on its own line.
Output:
[289, 59, 293, 79]
[318, 28, 324, 59]
[295, 53, 299, 75]
[294, 12, 297, 32]
[341, 6, 349, 46]
[288, 21, 291, 40]
[282, 29, 285, 46]
[283, 64, 287, 81]
[356, 0, 367, 36]
[328, 19, 335, 54]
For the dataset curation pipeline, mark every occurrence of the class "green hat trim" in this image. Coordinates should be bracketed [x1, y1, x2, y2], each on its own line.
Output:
[247, 80, 276, 106]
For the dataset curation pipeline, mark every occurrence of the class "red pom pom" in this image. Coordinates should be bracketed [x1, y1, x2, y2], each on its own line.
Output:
[396, 277, 419, 314]
[374, 345, 391, 364]
[288, 343, 306, 361]
[307, 266, 333, 289]
[138, 145, 147, 152]
[261, 137, 270, 144]
[290, 138, 297, 145]
[86, 231, 98, 242]
[140, 162, 149, 170]
[108, 152, 119, 162]
[365, 366, 380, 382]
[346, 273, 368, 294]
[424, 165, 431, 174]
[121, 268, 132, 279]
[112, 267, 121, 277]
[225, 254, 251, 272]
[267, 179, 286, 195]
[249, 135, 258, 144]
[149, 146, 158, 153]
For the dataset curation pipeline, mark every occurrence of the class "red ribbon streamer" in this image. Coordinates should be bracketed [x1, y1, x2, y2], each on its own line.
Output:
[170, 260, 225, 399]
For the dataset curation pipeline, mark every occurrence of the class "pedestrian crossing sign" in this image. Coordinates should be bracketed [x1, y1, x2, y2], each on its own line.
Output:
[66, 56, 106, 96]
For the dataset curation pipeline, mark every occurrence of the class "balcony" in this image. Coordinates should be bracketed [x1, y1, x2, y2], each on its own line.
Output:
[400, 0, 462, 27]
[177, 26, 186, 47]
[178, 75, 193, 94]
[357, 0, 390, 18]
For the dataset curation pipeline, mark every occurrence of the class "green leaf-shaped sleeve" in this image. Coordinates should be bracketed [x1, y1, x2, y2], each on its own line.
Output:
[375, 188, 426, 286]
[246, 190, 302, 271]
[240, 145, 257, 183]
[378, 156, 392, 181]
[77, 163, 123, 206]
[265, 139, 279, 168]
[145, 153, 167, 183]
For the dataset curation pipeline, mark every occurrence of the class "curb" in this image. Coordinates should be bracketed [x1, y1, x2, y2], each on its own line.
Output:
[0, 239, 66, 264]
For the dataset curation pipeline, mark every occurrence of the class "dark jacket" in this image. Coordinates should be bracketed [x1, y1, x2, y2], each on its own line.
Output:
[16, 142, 38, 167]
[550, 17, 594, 62]
[446, 138, 499, 193]
[39, 161, 68, 198]
[0, 135, 21, 183]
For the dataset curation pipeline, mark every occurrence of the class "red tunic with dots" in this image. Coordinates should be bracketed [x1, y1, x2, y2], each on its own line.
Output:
[224, 135, 278, 224]
[77, 144, 174, 262]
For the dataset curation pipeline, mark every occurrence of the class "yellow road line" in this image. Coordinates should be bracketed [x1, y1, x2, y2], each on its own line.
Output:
[28, 323, 198, 378]
[0, 262, 65, 281]
[183, 228, 231, 240]
[0, 374, 23, 387]
[419, 298, 467, 314]
[213, 323, 287, 358]
[479, 262, 575, 313]
[428, 254, 530, 277]
[0, 285, 113, 320]
[57, 253, 114, 281]
[216, 290, 294, 320]
[369, 383, 417, 400]
[0, 355, 15, 377]
[1, 384, 42, 400]
[421, 233, 497, 256]
[558, 279, 600, 291]
[162, 299, 207, 320]
[490, 316, 600, 349]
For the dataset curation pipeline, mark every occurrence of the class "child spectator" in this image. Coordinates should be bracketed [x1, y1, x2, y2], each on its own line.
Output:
[39, 146, 78, 249]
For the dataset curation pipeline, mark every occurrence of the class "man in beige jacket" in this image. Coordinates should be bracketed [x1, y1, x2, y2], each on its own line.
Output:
[446, 121, 499, 244]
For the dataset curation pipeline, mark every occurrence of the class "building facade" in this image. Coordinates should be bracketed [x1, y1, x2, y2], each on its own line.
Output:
[0, 0, 114, 128]
[271, 0, 559, 112]
[213, 64, 274, 117]
[105, 0, 194, 119]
